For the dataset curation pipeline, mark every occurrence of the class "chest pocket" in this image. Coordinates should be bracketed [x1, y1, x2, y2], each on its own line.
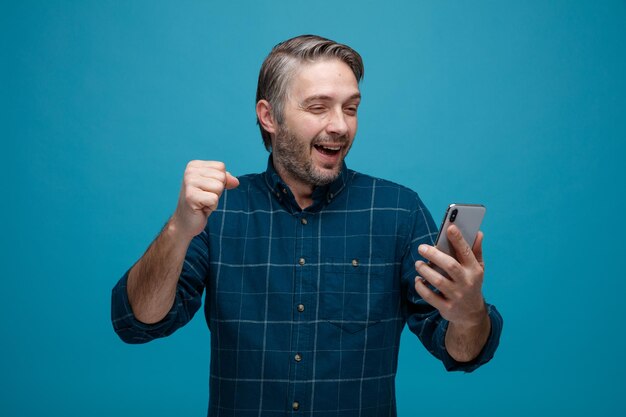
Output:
[319, 257, 397, 333]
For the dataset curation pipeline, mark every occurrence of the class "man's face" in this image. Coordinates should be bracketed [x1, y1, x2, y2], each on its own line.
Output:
[272, 59, 361, 187]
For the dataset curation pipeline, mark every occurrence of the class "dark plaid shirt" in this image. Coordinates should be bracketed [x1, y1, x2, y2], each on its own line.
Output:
[112, 157, 503, 417]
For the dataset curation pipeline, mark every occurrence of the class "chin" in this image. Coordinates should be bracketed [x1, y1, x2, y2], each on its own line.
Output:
[311, 167, 342, 185]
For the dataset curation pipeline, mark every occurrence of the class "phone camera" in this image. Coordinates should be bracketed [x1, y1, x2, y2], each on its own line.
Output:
[450, 209, 458, 223]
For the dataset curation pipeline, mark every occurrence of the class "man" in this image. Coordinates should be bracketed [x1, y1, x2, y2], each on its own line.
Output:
[112, 34, 502, 416]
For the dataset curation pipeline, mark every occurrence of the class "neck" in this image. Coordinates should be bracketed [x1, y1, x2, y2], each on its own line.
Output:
[273, 163, 314, 210]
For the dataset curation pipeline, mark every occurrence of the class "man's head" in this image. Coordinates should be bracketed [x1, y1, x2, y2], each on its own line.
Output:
[256, 35, 364, 188]
[256, 35, 364, 151]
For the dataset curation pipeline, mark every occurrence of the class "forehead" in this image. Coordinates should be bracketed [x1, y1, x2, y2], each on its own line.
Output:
[288, 59, 360, 101]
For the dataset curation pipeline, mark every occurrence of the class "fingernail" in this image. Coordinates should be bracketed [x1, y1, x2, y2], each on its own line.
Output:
[418, 245, 427, 254]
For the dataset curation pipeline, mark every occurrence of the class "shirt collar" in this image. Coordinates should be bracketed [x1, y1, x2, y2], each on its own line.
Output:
[263, 154, 349, 213]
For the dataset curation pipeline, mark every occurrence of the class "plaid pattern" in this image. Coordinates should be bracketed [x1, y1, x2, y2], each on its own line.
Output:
[112, 156, 503, 417]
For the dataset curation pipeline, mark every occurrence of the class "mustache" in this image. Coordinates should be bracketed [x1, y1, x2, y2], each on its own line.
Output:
[312, 136, 349, 146]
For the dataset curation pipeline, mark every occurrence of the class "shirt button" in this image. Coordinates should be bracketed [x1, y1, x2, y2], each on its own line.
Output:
[352, 259, 359, 267]
[297, 304, 305, 312]
[294, 353, 302, 362]
[298, 258, 305, 266]
[300, 218, 308, 225]
[292, 401, 300, 411]
[282, 187, 288, 194]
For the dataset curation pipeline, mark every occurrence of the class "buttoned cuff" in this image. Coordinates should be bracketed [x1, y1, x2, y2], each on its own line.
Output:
[110, 271, 179, 344]
[435, 303, 503, 372]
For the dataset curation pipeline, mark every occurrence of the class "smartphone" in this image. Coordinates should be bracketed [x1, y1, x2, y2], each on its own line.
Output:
[432, 204, 486, 276]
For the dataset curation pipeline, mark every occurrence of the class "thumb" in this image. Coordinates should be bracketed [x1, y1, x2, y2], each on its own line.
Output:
[225, 172, 240, 190]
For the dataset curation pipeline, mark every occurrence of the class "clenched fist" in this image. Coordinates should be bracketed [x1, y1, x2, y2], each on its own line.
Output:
[170, 160, 239, 240]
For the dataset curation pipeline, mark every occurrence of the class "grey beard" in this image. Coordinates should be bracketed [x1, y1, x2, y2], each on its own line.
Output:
[273, 126, 346, 187]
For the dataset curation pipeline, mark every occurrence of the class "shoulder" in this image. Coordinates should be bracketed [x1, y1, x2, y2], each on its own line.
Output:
[346, 169, 427, 211]
[343, 169, 437, 246]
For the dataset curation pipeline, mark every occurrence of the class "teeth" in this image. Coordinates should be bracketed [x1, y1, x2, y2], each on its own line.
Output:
[320, 145, 341, 151]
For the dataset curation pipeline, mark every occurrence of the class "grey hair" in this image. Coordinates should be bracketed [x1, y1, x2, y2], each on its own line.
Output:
[256, 34, 364, 151]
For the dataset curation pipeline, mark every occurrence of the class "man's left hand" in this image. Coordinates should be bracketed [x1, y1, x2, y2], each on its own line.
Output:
[413, 225, 488, 327]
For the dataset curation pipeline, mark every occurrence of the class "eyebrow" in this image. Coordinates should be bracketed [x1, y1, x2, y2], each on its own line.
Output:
[300, 93, 362, 106]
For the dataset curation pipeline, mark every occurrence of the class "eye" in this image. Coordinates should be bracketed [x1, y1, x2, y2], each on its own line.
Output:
[344, 106, 358, 116]
[308, 105, 326, 114]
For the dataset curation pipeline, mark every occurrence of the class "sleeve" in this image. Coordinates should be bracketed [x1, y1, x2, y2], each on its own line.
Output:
[110, 229, 211, 344]
[401, 195, 503, 373]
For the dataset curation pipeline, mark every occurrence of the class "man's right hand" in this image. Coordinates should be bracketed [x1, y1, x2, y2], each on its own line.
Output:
[170, 160, 239, 240]
[126, 160, 237, 324]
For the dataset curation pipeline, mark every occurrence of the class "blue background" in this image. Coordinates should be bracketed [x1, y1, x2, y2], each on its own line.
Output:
[3, 1, 625, 415]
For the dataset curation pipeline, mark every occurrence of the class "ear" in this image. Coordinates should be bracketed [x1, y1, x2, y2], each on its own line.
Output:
[256, 99, 277, 134]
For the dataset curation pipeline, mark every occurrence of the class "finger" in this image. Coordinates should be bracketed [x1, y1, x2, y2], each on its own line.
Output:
[414, 277, 447, 310]
[187, 160, 227, 171]
[188, 167, 239, 190]
[189, 166, 227, 181]
[187, 177, 228, 195]
[225, 171, 240, 190]
[186, 161, 228, 183]
[472, 231, 484, 268]
[446, 225, 479, 267]
[418, 244, 464, 281]
[187, 190, 219, 212]
[415, 260, 452, 295]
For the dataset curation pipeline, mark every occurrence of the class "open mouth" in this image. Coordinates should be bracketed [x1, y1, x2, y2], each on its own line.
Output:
[313, 144, 342, 156]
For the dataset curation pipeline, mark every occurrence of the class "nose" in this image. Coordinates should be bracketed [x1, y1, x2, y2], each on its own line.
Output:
[326, 108, 349, 137]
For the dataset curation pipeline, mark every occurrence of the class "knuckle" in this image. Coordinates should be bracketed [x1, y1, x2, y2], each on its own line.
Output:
[419, 289, 432, 301]
[472, 265, 484, 277]
[214, 170, 227, 184]
[185, 165, 199, 178]
[207, 193, 219, 207]
[448, 261, 463, 277]
[184, 185, 195, 199]
[430, 274, 441, 287]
